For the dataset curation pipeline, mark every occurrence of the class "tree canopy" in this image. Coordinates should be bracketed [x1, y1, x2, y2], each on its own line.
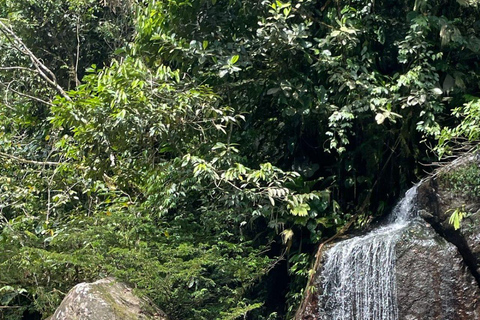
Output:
[0, 0, 479, 319]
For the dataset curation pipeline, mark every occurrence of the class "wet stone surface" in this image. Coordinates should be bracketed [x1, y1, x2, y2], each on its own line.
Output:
[396, 221, 480, 320]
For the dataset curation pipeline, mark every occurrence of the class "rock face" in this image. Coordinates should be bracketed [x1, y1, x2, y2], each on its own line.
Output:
[297, 154, 480, 320]
[417, 155, 480, 279]
[396, 221, 480, 319]
[48, 278, 168, 320]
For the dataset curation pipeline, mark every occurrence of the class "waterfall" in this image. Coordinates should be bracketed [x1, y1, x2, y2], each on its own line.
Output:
[318, 186, 418, 320]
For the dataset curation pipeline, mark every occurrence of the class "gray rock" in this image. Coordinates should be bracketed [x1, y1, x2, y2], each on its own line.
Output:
[298, 220, 480, 320]
[48, 278, 168, 320]
[417, 156, 480, 280]
[396, 221, 480, 320]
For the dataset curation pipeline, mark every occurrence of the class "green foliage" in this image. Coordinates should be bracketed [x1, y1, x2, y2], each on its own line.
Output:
[1, 4, 324, 316]
[0, 206, 274, 319]
[0, 0, 134, 88]
[439, 162, 480, 200]
[437, 97, 480, 157]
[1, 0, 480, 319]
[439, 160, 480, 230]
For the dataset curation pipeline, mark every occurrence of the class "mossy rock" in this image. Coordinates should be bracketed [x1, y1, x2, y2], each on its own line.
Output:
[47, 278, 168, 320]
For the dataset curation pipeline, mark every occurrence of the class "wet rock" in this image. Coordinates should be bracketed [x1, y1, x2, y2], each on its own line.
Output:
[297, 155, 480, 320]
[298, 220, 480, 320]
[48, 278, 168, 320]
[396, 221, 480, 320]
[417, 155, 480, 280]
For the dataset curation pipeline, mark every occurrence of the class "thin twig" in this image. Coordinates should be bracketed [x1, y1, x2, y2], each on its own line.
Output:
[0, 66, 37, 72]
[0, 151, 62, 166]
[9, 87, 54, 106]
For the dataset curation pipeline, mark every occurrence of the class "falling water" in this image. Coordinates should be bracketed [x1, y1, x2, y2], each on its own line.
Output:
[318, 186, 418, 320]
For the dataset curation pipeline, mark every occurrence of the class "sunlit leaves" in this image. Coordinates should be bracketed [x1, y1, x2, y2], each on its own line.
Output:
[436, 96, 480, 157]
[448, 207, 467, 230]
[182, 153, 320, 219]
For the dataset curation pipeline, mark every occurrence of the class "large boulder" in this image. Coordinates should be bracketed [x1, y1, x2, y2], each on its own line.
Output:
[298, 221, 480, 320]
[48, 278, 167, 320]
[396, 221, 480, 319]
[417, 154, 480, 277]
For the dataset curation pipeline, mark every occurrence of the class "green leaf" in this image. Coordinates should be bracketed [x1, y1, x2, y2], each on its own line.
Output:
[290, 203, 310, 216]
[448, 207, 467, 230]
[230, 55, 239, 65]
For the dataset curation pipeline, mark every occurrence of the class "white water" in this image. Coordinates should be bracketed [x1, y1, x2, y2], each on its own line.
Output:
[318, 187, 418, 320]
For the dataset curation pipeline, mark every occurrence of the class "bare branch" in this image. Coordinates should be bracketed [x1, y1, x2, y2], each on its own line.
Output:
[0, 66, 37, 73]
[1, 80, 17, 111]
[0, 81, 54, 106]
[0, 151, 62, 166]
[9, 87, 54, 106]
[0, 20, 72, 101]
[75, 18, 81, 87]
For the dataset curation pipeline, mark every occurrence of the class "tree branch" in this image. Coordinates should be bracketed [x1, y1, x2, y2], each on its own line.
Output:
[75, 18, 81, 87]
[9, 87, 54, 106]
[0, 66, 37, 72]
[0, 20, 72, 101]
[0, 151, 62, 166]
[0, 82, 54, 106]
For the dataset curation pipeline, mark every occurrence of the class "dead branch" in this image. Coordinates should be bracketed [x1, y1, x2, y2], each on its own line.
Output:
[0, 20, 71, 101]
[0, 66, 37, 73]
[9, 87, 54, 106]
[0, 151, 62, 166]
[75, 18, 81, 87]
[0, 82, 54, 106]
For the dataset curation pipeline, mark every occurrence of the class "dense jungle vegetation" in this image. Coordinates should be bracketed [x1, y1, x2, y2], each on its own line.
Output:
[1, 0, 479, 319]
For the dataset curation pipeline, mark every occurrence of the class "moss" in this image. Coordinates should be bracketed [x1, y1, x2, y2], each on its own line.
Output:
[89, 280, 166, 320]
[438, 161, 480, 201]
[91, 281, 138, 319]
